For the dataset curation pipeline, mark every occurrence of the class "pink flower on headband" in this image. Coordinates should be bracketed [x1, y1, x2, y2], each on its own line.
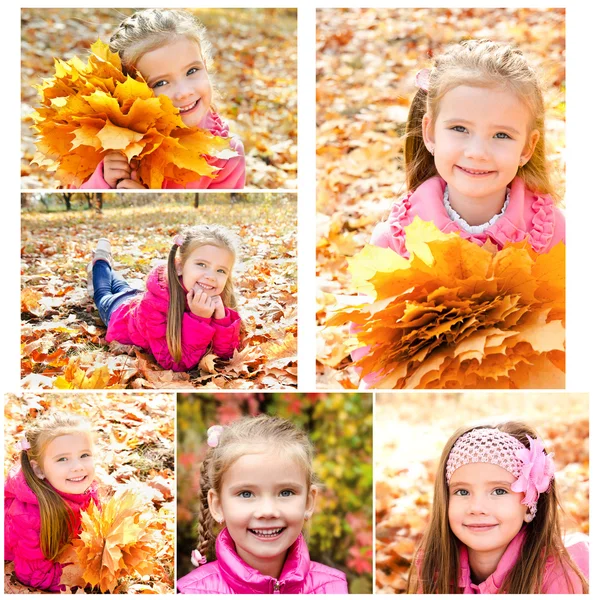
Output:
[191, 549, 207, 567]
[174, 234, 184, 247]
[20, 435, 31, 451]
[207, 425, 224, 448]
[511, 436, 555, 507]
[415, 68, 431, 92]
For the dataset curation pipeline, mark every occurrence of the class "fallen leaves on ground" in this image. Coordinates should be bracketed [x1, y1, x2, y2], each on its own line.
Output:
[328, 219, 565, 389]
[22, 8, 297, 189]
[21, 198, 297, 389]
[374, 393, 588, 593]
[316, 8, 566, 388]
[4, 392, 175, 594]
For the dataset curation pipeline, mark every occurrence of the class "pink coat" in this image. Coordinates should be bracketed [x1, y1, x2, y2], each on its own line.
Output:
[4, 465, 99, 592]
[457, 528, 588, 594]
[106, 264, 241, 372]
[78, 111, 245, 190]
[371, 176, 565, 257]
[177, 527, 349, 594]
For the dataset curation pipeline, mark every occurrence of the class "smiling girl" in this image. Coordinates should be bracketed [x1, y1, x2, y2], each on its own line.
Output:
[407, 423, 588, 594]
[177, 415, 349, 594]
[4, 412, 99, 592]
[371, 39, 564, 256]
[87, 224, 241, 372]
[79, 8, 245, 190]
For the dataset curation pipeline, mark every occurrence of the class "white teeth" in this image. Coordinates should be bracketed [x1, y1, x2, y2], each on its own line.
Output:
[251, 528, 283, 536]
[68, 476, 86, 482]
[179, 100, 198, 113]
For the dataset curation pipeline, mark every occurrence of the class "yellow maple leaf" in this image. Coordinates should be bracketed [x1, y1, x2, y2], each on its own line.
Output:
[31, 39, 235, 188]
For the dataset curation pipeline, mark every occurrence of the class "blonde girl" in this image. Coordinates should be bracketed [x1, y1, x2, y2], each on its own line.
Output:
[177, 415, 349, 594]
[407, 421, 588, 594]
[88, 224, 242, 372]
[371, 39, 564, 256]
[4, 412, 99, 592]
[79, 8, 245, 190]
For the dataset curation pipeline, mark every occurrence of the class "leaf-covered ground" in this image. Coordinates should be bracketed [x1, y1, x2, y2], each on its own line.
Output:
[4, 392, 175, 594]
[316, 8, 566, 388]
[375, 392, 588, 593]
[21, 196, 297, 389]
[21, 8, 297, 190]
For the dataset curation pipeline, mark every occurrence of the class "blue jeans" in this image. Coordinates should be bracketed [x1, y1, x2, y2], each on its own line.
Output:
[93, 260, 140, 326]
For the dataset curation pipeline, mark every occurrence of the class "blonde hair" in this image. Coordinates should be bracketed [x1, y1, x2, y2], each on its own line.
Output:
[166, 224, 240, 363]
[20, 412, 93, 561]
[196, 415, 316, 557]
[406, 421, 588, 594]
[109, 9, 213, 75]
[405, 39, 556, 200]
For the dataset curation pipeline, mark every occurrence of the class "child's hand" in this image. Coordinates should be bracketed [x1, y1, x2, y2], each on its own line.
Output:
[187, 286, 216, 318]
[211, 295, 226, 320]
[116, 162, 146, 189]
[103, 151, 132, 188]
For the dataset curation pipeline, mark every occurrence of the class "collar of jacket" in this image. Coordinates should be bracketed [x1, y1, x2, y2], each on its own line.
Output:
[457, 526, 527, 593]
[216, 527, 311, 593]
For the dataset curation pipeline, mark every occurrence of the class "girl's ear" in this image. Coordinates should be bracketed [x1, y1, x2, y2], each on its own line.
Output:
[30, 460, 45, 480]
[207, 489, 224, 523]
[520, 129, 540, 165]
[305, 484, 318, 518]
[523, 508, 534, 523]
[422, 113, 435, 153]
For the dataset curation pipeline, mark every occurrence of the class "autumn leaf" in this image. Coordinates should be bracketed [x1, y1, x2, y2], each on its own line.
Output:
[329, 219, 565, 389]
[72, 488, 164, 593]
[30, 39, 235, 188]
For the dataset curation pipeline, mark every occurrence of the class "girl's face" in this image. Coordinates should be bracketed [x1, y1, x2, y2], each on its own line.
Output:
[33, 433, 95, 495]
[448, 462, 529, 562]
[423, 85, 539, 209]
[137, 37, 212, 128]
[178, 244, 234, 297]
[208, 447, 317, 579]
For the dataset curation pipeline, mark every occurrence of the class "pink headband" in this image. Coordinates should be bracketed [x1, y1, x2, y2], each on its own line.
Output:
[446, 428, 555, 518]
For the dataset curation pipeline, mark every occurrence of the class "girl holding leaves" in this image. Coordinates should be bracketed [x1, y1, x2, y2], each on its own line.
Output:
[4, 412, 99, 592]
[407, 421, 588, 593]
[177, 415, 349, 594]
[77, 8, 245, 189]
[88, 224, 241, 372]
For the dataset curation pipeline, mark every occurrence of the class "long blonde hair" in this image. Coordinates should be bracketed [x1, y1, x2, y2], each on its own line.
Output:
[166, 224, 240, 363]
[20, 412, 93, 561]
[405, 39, 556, 200]
[109, 9, 213, 75]
[196, 415, 316, 558]
[406, 421, 588, 594]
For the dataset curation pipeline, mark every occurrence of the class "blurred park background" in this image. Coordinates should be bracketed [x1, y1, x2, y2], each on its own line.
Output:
[21, 193, 297, 390]
[177, 392, 373, 593]
[316, 8, 566, 388]
[21, 8, 297, 189]
[375, 392, 588, 593]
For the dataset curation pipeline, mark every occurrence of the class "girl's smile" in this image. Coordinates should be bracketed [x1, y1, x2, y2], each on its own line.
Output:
[136, 37, 213, 128]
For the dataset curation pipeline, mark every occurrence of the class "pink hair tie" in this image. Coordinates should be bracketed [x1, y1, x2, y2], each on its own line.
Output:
[207, 425, 224, 448]
[173, 234, 184, 247]
[20, 435, 31, 451]
[415, 68, 431, 92]
[190, 549, 207, 567]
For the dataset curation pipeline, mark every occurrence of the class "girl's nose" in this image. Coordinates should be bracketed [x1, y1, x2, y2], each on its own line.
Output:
[468, 496, 488, 514]
[464, 136, 489, 160]
[254, 498, 281, 519]
[172, 81, 193, 103]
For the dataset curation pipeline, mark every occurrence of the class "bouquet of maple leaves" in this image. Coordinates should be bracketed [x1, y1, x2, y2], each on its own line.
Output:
[329, 219, 565, 389]
[30, 40, 234, 188]
[59, 488, 170, 593]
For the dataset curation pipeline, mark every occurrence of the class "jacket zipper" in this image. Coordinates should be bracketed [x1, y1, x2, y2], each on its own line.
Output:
[273, 580, 282, 593]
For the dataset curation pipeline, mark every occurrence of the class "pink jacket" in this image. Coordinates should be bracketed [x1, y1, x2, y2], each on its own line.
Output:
[177, 527, 349, 594]
[78, 111, 245, 190]
[4, 465, 99, 592]
[106, 264, 241, 372]
[371, 176, 565, 256]
[415, 528, 588, 594]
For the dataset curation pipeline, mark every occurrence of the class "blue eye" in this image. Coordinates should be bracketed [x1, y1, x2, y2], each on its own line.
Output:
[451, 125, 468, 133]
[279, 490, 295, 497]
[187, 67, 199, 76]
[238, 491, 253, 499]
[81, 453, 91, 459]
[493, 488, 508, 496]
[57, 457, 67, 462]
[494, 132, 511, 139]
[152, 80, 167, 89]
[453, 489, 469, 496]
